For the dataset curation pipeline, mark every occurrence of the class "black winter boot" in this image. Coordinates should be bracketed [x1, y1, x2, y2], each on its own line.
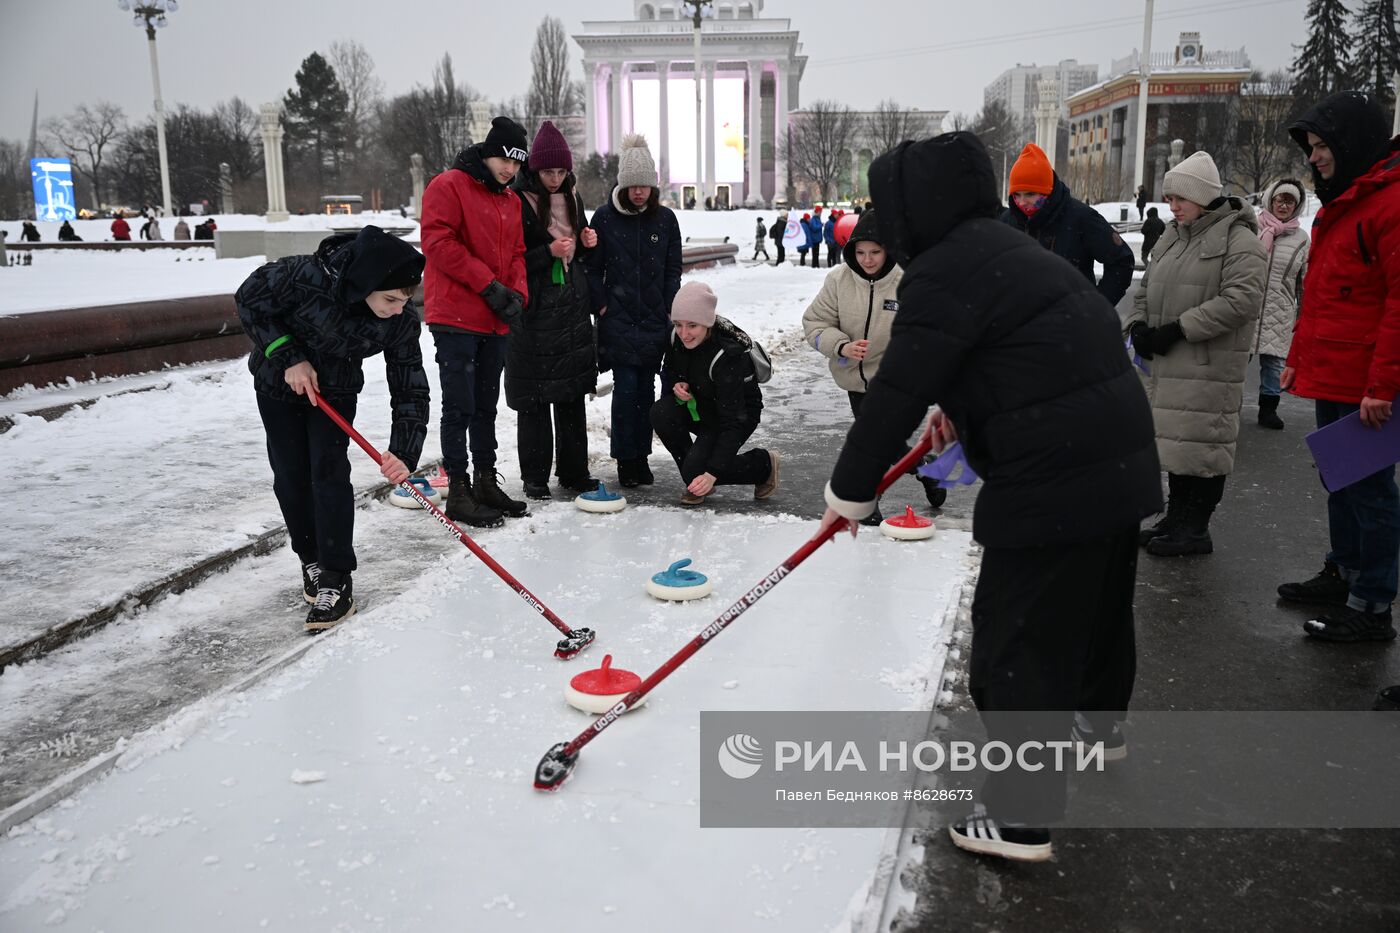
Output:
[445, 474, 504, 528]
[473, 467, 528, 517]
[1145, 476, 1222, 557]
[522, 479, 552, 500]
[618, 458, 653, 488]
[1278, 561, 1350, 606]
[1139, 474, 1183, 546]
[1258, 393, 1284, 429]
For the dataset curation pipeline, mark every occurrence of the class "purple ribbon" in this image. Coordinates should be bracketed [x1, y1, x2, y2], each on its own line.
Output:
[1126, 335, 1150, 376]
[917, 442, 979, 486]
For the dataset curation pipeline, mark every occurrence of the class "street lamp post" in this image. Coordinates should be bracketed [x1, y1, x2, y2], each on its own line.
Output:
[684, 1, 712, 209]
[118, 0, 176, 217]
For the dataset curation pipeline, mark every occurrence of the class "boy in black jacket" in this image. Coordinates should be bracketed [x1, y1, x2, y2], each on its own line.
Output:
[650, 281, 780, 506]
[236, 226, 430, 632]
[823, 133, 1161, 862]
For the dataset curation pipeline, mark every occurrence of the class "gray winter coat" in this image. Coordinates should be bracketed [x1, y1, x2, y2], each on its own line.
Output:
[1125, 198, 1267, 477]
[1254, 215, 1309, 359]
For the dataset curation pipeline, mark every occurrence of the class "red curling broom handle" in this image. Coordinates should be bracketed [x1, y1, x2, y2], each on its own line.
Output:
[556, 423, 936, 759]
[311, 391, 582, 641]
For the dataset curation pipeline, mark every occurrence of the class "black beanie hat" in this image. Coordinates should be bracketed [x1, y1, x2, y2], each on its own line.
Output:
[481, 116, 530, 163]
[338, 225, 425, 304]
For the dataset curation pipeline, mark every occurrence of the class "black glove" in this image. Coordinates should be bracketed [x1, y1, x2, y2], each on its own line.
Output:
[1145, 321, 1185, 356]
[479, 279, 522, 314]
[497, 292, 525, 326]
[1129, 322, 1154, 360]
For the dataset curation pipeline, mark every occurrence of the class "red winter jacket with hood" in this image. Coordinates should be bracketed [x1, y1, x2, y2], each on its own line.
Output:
[1286, 92, 1400, 403]
[421, 145, 528, 335]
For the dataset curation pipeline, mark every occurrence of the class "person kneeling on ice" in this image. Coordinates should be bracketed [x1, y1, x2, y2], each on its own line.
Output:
[822, 133, 1161, 863]
[236, 226, 430, 633]
[650, 281, 780, 506]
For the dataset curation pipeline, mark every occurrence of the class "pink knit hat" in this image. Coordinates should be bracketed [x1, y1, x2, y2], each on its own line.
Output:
[670, 281, 717, 328]
[528, 120, 573, 172]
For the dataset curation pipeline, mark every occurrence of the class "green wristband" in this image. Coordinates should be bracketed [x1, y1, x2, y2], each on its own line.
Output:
[264, 334, 293, 359]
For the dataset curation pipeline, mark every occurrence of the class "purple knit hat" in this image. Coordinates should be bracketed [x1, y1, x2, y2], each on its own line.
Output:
[528, 120, 573, 172]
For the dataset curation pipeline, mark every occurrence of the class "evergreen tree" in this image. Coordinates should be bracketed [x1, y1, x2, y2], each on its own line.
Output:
[284, 52, 350, 192]
[1293, 0, 1356, 107]
[1351, 0, 1400, 110]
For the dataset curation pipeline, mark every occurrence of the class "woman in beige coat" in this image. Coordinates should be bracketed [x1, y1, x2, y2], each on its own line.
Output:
[803, 209, 943, 520]
[1124, 150, 1267, 557]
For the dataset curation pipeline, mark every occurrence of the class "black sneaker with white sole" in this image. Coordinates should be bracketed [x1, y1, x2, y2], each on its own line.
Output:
[1278, 561, 1351, 606]
[1302, 606, 1396, 642]
[305, 573, 354, 633]
[949, 806, 1052, 862]
[301, 561, 320, 605]
[1071, 713, 1127, 761]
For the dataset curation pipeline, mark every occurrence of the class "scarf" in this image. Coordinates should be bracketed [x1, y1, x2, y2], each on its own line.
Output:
[1256, 208, 1299, 255]
[523, 190, 576, 281]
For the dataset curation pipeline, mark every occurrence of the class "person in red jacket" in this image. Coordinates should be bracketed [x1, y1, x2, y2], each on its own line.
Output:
[110, 212, 131, 241]
[421, 116, 532, 527]
[1277, 90, 1400, 647]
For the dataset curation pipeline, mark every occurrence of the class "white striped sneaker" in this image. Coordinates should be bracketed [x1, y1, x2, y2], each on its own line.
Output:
[949, 806, 1052, 862]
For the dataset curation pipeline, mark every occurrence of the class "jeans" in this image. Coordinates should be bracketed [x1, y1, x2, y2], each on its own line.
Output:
[1317, 400, 1400, 611]
[610, 363, 658, 459]
[258, 392, 358, 574]
[1259, 354, 1285, 397]
[433, 330, 507, 478]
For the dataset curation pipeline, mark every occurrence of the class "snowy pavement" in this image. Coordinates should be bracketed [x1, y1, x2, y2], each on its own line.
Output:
[0, 257, 979, 929]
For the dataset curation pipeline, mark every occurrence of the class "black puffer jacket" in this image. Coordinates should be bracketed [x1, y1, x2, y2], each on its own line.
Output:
[999, 175, 1136, 307]
[661, 327, 763, 476]
[235, 232, 430, 469]
[585, 187, 683, 371]
[1289, 90, 1396, 205]
[831, 132, 1161, 548]
[504, 169, 598, 410]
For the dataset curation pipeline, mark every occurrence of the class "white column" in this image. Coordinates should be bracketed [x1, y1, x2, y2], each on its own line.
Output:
[747, 60, 762, 204]
[609, 61, 623, 154]
[773, 63, 788, 203]
[584, 61, 598, 156]
[704, 62, 717, 201]
[260, 102, 288, 222]
[1133, 0, 1155, 191]
[658, 60, 671, 190]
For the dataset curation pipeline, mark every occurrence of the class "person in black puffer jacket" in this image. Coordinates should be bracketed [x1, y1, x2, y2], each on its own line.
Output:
[507, 121, 602, 499]
[822, 132, 1161, 862]
[236, 225, 429, 632]
[584, 134, 683, 488]
[650, 281, 779, 506]
[1000, 142, 1136, 308]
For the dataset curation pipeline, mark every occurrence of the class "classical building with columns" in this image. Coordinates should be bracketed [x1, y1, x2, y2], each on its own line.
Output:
[574, 0, 807, 207]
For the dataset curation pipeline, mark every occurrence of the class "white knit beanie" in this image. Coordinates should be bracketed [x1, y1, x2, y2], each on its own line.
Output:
[1162, 151, 1222, 207]
[1265, 179, 1305, 211]
[616, 133, 659, 189]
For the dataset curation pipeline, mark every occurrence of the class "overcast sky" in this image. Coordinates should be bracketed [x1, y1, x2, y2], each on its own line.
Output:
[3, 0, 1310, 143]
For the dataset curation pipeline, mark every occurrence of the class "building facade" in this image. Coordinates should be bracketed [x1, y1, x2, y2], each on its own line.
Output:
[984, 60, 1100, 126]
[1063, 33, 1251, 201]
[574, 0, 807, 207]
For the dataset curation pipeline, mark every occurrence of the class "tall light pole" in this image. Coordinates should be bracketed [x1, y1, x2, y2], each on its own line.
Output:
[685, 1, 712, 208]
[118, 0, 176, 217]
[1133, 0, 1155, 195]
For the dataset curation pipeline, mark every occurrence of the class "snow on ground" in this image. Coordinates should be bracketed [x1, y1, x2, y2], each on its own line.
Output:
[0, 210, 419, 246]
[0, 254, 977, 930]
[0, 259, 837, 652]
[0, 506, 973, 931]
[0, 248, 263, 315]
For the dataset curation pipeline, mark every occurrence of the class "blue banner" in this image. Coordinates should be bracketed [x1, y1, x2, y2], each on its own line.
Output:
[31, 158, 76, 222]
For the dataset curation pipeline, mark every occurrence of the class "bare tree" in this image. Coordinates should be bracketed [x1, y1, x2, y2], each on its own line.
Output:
[527, 16, 582, 119]
[973, 99, 1021, 196]
[327, 39, 384, 151]
[0, 139, 28, 219]
[376, 53, 483, 179]
[44, 101, 126, 209]
[863, 99, 932, 156]
[1237, 69, 1302, 196]
[947, 111, 977, 132]
[783, 100, 857, 202]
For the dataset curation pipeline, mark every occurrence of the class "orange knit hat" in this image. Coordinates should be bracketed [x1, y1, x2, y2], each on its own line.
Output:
[1008, 143, 1054, 196]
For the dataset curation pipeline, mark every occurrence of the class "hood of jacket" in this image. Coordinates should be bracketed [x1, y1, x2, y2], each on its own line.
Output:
[841, 209, 897, 281]
[315, 225, 425, 307]
[452, 144, 507, 193]
[867, 132, 1001, 267]
[1289, 91, 1394, 205]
